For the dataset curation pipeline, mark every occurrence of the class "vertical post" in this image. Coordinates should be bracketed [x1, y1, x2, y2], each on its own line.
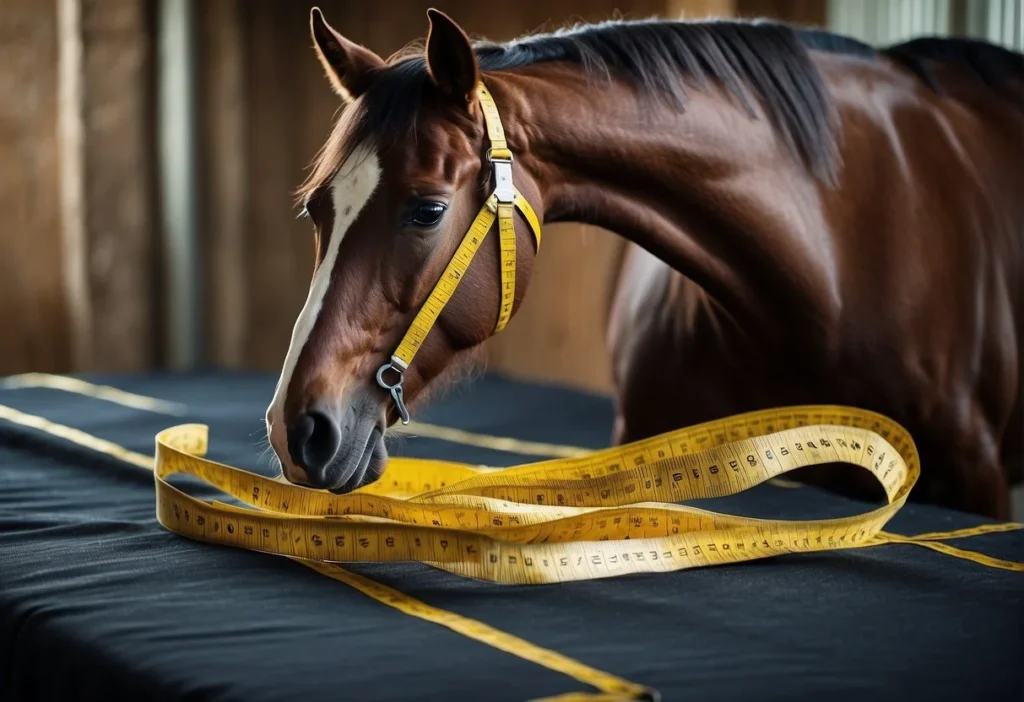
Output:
[0, 0, 71, 374]
[57, 0, 91, 370]
[157, 0, 200, 369]
[199, 0, 247, 368]
[56, 0, 156, 373]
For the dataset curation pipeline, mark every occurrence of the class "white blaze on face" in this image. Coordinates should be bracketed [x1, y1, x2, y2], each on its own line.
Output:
[266, 144, 381, 446]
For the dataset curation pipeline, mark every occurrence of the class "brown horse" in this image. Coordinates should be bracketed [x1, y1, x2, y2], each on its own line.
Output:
[265, 7, 1023, 519]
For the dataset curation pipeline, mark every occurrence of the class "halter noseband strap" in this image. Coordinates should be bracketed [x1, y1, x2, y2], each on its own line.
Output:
[375, 81, 543, 424]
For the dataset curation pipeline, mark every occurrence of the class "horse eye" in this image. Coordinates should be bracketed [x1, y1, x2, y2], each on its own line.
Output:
[407, 202, 446, 228]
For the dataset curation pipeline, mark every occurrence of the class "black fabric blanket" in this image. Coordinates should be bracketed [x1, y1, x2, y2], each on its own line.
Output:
[0, 371, 1021, 702]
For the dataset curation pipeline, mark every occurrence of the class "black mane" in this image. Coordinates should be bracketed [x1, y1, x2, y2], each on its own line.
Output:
[313, 17, 1023, 196]
[879, 35, 1024, 101]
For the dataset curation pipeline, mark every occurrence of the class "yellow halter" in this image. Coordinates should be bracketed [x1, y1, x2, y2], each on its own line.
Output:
[376, 82, 542, 424]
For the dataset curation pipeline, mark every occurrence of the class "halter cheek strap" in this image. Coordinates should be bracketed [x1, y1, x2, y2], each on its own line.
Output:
[376, 82, 543, 424]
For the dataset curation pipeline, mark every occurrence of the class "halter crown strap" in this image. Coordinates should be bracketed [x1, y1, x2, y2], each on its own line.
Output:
[375, 82, 542, 424]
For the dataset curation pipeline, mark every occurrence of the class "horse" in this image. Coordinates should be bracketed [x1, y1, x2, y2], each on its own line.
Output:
[264, 7, 1023, 520]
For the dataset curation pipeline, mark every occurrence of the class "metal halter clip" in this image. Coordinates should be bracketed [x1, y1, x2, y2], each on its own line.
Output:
[487, 149, 515, 204]
[375, 359, 411, 425]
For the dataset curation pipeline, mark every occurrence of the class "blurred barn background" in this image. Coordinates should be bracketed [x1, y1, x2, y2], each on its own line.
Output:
[2, 0, 1021, 394]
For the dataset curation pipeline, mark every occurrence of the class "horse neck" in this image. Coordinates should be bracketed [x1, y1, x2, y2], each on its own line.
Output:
[499, 67, 842, 343]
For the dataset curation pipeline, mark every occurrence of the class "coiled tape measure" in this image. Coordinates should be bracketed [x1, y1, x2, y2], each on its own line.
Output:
[156, 405, 918, 584]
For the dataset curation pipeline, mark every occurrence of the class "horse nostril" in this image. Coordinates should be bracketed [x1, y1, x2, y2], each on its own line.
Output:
[286, 409, 342, 487]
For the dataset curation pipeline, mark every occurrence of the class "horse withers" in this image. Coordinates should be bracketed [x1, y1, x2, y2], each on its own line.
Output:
[265, 8, 1023, 518]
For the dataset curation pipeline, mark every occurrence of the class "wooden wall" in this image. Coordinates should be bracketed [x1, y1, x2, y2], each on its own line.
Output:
[0, 0, 154, 376]
[0, 0, 828, 390]
[0, 0, 68, 375]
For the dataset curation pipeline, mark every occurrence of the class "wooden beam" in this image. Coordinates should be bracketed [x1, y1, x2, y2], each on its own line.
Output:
[157, 0, 201, 369]
[199, 0, 247, 368]
[0, 0, 72, 374]
[57, 0, 91, 370]
[58, 0, 156, 371]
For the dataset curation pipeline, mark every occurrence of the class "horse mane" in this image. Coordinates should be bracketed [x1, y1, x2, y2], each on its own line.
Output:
[475, 18, 853, 182]
[298, 17, 1024, 203]
[879, 36, 1024, 103]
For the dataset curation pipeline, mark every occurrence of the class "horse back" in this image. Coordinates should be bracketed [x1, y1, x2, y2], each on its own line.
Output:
[820, 49, 1023, 472]
[608, 47, 1023, 516]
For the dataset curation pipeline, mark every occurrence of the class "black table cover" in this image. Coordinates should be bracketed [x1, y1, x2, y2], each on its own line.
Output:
[1, 371, 1021, 701]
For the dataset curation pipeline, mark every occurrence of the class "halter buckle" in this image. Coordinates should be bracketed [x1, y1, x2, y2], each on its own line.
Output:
[486, 148, 513, 163]
[375, 358, 411, 425]
[487, 149, 515, 204]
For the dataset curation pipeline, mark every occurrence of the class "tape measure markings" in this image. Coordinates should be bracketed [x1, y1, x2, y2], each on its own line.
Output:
[4, 399, 1019, 581]
[148, 406, 927, 585]
[1, 399, 1018, 568]
[8, 402, 919, 586]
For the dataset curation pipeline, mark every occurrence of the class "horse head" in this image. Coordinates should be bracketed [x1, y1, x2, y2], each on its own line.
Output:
[266, 8, 543, 493]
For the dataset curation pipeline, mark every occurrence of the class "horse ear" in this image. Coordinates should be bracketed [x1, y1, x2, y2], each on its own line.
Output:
[425, 9, 480, 106]
[310, 7, 383, 102]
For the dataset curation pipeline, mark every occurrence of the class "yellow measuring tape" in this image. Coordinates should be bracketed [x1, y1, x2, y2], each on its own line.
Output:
[154, 404, 940, 584]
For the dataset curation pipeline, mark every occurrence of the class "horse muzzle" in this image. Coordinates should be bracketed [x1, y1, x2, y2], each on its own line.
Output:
[279, 394, 388, 494]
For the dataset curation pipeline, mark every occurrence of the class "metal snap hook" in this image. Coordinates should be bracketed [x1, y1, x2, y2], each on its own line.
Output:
[376, 361, 411, 425]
